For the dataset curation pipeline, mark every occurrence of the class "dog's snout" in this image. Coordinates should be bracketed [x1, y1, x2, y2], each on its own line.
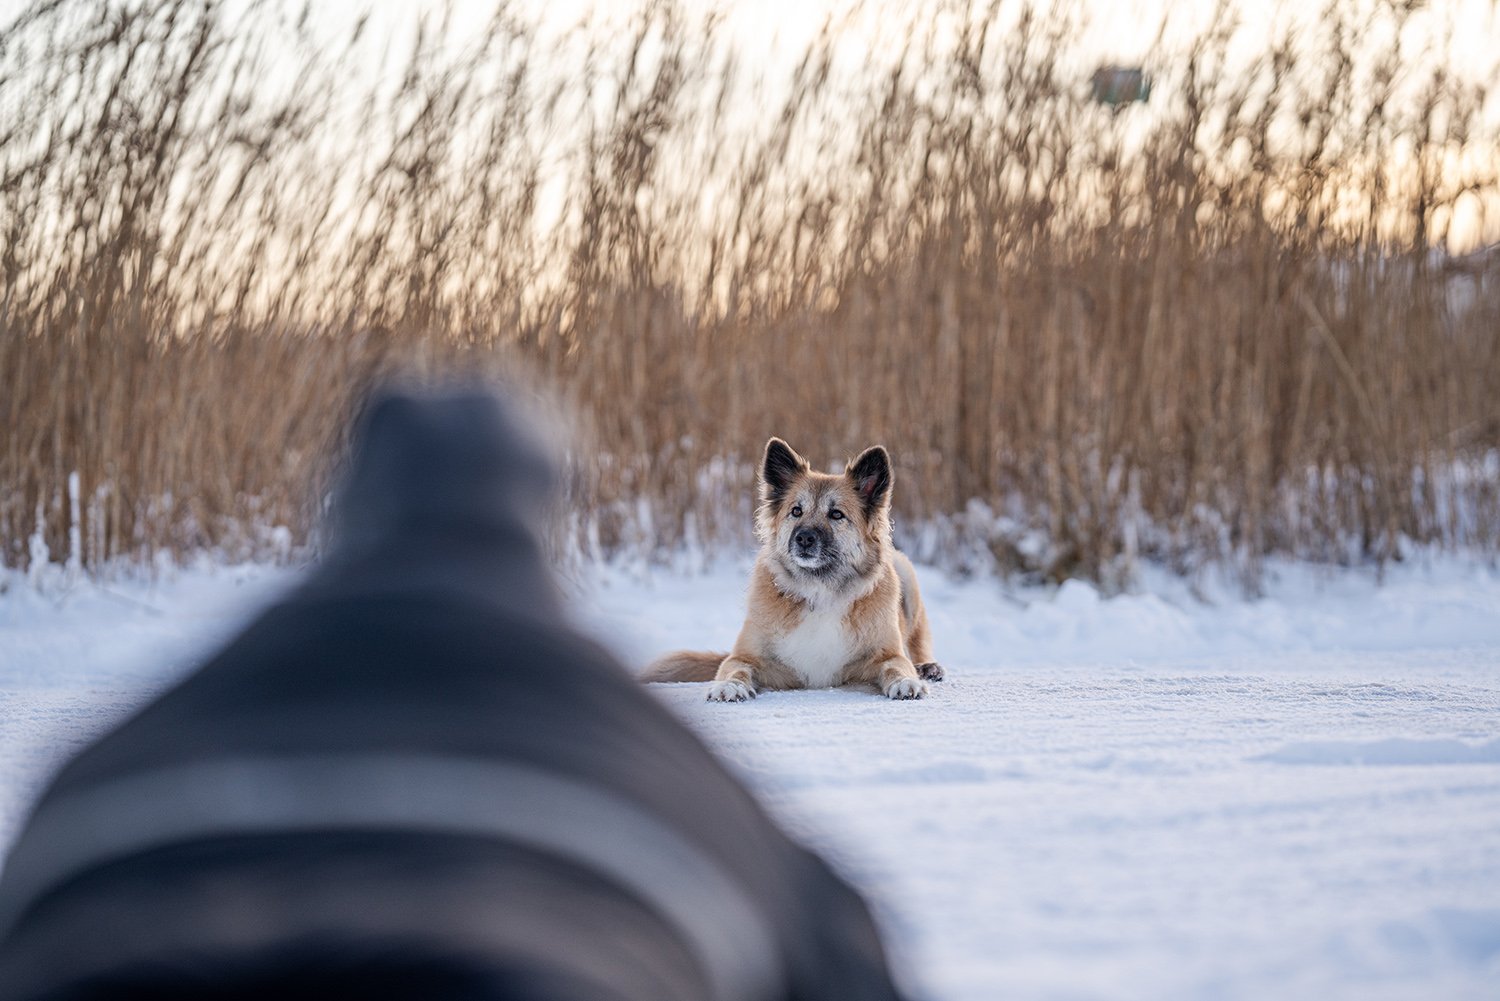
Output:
[794, 528, 819, 550]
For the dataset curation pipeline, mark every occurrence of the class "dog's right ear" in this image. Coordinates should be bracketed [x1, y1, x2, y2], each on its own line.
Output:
[761, 437, 808, 505]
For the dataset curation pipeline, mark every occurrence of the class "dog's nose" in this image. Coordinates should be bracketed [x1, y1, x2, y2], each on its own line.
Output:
[794, 528, 818, 550]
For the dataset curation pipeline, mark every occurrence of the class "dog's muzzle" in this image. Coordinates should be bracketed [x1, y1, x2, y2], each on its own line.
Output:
[790, 527, 831, 570]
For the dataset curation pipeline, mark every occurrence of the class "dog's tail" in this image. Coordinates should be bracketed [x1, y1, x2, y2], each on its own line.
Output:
[640, 651, 726, 683]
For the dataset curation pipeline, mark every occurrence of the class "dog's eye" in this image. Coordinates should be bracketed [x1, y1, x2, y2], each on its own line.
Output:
[828, 508, 845, 521]
[790, 505, 803, 518]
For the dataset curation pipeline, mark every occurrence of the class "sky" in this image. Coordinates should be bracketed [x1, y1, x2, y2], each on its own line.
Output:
[2, 0, 1496, 248]
[301, 0, 1498, 249]
[3, 0, 1495, 85]
[300, 0, 1499, 78]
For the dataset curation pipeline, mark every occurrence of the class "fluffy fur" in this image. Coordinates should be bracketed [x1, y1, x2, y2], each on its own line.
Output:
[642, 438, 944, 701]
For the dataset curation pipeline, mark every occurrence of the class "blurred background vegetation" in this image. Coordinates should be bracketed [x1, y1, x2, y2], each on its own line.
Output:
[2, 0, 1497, 589]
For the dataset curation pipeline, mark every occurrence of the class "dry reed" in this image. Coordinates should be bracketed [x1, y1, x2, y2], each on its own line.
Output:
[2, 0, 1497, 590]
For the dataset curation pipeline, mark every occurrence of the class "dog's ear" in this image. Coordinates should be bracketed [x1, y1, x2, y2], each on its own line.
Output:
[846, 446, 892, 514]
[762, 437, 808, 505]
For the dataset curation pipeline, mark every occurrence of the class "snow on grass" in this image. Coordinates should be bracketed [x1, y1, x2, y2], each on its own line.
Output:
[3, 552, 1500, 1000]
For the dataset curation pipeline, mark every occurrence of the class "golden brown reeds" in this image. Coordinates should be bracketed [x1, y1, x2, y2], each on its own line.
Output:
[2, 0, 1497, 589]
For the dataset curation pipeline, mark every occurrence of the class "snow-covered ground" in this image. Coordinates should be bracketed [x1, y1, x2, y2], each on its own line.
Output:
[3, 553, 1500, 1000]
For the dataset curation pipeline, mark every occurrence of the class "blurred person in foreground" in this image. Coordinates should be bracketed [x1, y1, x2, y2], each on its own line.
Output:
[0, 388, 908, 1001]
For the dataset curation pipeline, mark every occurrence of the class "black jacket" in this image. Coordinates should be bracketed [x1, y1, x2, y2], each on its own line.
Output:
[0, 389, 906, 1001]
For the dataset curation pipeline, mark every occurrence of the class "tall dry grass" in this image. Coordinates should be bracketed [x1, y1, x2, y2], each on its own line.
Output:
[2, 0, 1497, 589]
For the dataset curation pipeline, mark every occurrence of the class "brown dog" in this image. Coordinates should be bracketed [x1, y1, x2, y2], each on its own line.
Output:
[643, 438, 944, 701]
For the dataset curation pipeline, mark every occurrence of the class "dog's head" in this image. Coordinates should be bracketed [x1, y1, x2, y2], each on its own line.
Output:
[756, 437, 893, 587]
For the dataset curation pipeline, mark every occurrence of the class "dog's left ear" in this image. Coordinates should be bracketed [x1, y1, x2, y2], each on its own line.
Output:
[847, 446, 892, 514]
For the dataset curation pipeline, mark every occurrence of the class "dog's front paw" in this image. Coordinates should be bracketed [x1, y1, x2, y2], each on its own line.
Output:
[885, 677, 929, 700]
[916, 661, 945, 682]
[707, 680, 756, 702]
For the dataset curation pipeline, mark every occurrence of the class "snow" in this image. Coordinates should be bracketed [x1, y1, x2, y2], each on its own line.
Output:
[4, 552, 1500, 1000]
[1256, 736, 1500, 766]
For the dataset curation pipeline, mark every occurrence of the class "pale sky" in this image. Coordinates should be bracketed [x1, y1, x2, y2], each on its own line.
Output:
[4, 0, 1497, 247]
[5, 0, 1495, 81]
[308, 0, 1496, 249]
[302, 0, 1498, 79]
[7, 1, 1493, 129]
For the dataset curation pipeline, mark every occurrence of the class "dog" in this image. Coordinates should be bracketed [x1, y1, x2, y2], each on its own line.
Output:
[643, 438, 944, 701]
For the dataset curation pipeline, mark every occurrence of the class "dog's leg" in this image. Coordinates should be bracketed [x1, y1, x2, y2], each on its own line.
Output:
[895, 553, 944, 682]
[906, 618, 944, 682]
[844, 651, 928, 700]
[707, 654, 761, 702]
[877, 654, 929, 700]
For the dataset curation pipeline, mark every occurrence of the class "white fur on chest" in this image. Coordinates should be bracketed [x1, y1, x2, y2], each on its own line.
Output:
[775, 604, 852, 688]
